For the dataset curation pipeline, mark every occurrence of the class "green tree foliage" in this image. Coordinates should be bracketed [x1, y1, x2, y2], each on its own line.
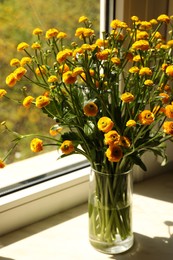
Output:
[0, 0, 100, 163]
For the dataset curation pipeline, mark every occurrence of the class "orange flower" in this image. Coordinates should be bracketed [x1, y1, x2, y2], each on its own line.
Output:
[0, 159, 5, 168]
[163, 121, 173, 135]
[157, 14, 170, 23]
[104, 130, 120, 145]
[6, 73, 17, 87]
[159, 93, 169, 104]
[139, 110, 155, 125]
[105, 144, 123, 162]
[119, 136, 131, 148]
[62, 71, 77, 84]
[30, 138, 43, 152]
[56, 49, 72, 63]
[23, 96, 35, 108]
[97, 117, 114, 133]
[121, 92, 134, 103]
[14, 67, 27, 80]
[0, 89, 7, 98]
[60, 140, 74, 155]
[35, 95, 50, 108]
[165, 104, 173, 118]
[49, 124, 62, 136]
[83, 102, 98, 117]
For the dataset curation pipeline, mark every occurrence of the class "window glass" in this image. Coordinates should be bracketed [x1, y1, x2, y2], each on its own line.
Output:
[0, 0, 100, 163]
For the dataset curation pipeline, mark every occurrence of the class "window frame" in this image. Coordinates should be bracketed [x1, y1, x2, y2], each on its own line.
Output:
[1, 0, 173, 236]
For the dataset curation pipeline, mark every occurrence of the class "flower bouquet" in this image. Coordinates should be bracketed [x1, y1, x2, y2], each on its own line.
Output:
[1, 14, 173, 253]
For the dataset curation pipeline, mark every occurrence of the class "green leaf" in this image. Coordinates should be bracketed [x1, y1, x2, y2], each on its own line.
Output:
[84, 120, 96, 137]
[131, 154, 147, 171]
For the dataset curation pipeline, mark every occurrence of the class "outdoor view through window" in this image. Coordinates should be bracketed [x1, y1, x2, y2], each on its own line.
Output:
[0, 0, 100, 165]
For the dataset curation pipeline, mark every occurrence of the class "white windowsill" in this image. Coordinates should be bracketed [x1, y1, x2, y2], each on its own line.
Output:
[0, 172, 173, 259]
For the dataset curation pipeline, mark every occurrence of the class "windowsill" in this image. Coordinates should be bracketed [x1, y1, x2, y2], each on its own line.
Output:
[0, 172, 173, 259]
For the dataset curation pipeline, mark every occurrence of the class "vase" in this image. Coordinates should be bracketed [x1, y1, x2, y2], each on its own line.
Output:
[88, 168, 134, 254]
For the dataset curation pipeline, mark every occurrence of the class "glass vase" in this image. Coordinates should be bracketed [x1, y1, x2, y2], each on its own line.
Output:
[88, 168, 134, 254]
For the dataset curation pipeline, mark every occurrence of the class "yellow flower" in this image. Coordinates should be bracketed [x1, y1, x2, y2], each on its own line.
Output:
[139, 67, 152, 76]
[79, 16, 88, 23]
[97, 117, 114, 133]
[0, 159, 5, 168]
[57, 32, 67, 39]
[48, 75, 58, 83]
[83, 102, 98, 117]
[104, 130, 120, 145]
[166, 65, 173, 77]
[95, 38, 108, 47]
[110, 19, 128, 29]
[35, 65, 47, 76]
[56, 49, 72, 63]
[31, 42, 41, 49]
[167, 40, 173, 47]
[129, 66, 139, 73]
[131, 16, 139, 22]
[59, 64, 70, 73]
[20, 57, 32, 66]
[10, 58, 20, 67]
[105, 144, 123, 162]
[139, 21, 152, 30]
[132, 40, 149, 51]
[62, 71, 77, 84]
[23, 96, 35, 108]
[0, 89, 7, 98]
[121, 92, 134, 103]
[45, 28, 59, 39]
[30, 138, 43, 152]
[165, 104, 173, 118]
[96, 49, 111, 60]
[163, 121, 173, 135]
[126, 120, 136, 127]
[72, 67, 84, 76]
[136, 31, 149, 40]
[139, 110, 155, 125]
[75, 27, 94, 38]
[60, 140, 74, 155]
[32, 27, 43, 35]
[35, 95, 50, 108]
[17, 42, 29, 51]
[5, 73, 17, 87]
[144, 79, 153, 86]
[111, 57, 121, 65]
[133, 55, 143, 62]
[49, 124, 62, 136]
[13, 67, 27, 80]
[157, 14, 170, 23]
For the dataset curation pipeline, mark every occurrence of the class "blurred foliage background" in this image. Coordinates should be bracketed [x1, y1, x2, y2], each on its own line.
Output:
[0, 0, 100, 163]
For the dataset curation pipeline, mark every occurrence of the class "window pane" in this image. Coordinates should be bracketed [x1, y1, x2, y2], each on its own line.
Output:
[0, 0, 100, 163]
